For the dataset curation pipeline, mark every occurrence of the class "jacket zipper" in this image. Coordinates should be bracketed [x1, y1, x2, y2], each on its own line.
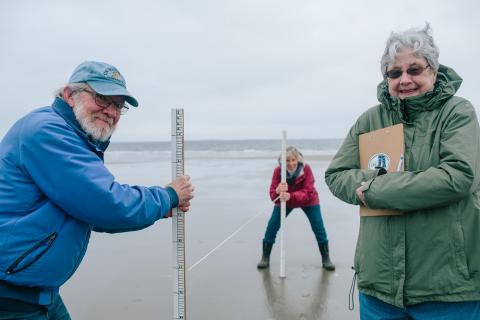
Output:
[400, 100, 409, 123]
[5, 232, 58, 275]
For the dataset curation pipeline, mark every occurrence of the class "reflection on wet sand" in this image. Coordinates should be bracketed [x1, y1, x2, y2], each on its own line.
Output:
[260, 266, 334, 320]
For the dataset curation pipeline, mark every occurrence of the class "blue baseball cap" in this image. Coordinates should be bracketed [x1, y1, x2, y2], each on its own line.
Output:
[68, 61, 139, 107]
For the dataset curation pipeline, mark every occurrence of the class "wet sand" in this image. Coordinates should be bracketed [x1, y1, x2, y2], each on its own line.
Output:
[62, 156, 361, 319]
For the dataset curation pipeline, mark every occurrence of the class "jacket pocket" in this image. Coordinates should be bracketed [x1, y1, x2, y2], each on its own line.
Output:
[5, 232, 58, 275]
[453, 223, 470, 280]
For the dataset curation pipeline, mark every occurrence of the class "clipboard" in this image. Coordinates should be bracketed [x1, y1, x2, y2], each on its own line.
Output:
[359, 124, 404, 217]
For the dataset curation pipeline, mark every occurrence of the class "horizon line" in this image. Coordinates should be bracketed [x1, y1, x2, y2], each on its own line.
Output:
[110, 137, 344, 143]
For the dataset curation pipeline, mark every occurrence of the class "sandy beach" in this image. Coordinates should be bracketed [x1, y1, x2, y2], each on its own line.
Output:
[61, 150, 361, 319]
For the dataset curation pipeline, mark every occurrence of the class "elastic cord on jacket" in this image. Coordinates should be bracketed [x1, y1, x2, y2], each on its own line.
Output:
[348, 266, 358, 311]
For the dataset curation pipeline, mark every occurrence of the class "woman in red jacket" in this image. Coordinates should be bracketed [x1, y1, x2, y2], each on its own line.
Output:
[257, 146, 335, 270]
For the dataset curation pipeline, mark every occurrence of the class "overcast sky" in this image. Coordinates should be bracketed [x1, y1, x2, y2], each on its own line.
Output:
[1, 0, 479, 141]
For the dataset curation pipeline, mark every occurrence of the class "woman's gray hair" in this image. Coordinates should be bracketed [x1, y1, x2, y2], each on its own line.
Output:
[380, 23, 439, 78]
[278, 145, 304, 164]
[53, 83, 90, 99]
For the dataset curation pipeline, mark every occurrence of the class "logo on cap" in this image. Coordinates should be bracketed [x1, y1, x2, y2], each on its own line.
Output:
[103, 67, 125, 85]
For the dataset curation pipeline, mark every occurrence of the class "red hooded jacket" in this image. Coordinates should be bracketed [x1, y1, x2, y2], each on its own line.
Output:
[269, 163, 319, 208]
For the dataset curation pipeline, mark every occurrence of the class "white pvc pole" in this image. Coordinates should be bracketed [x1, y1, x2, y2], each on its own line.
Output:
[171, 109, 186, 320]
[279, 130, 287, 278]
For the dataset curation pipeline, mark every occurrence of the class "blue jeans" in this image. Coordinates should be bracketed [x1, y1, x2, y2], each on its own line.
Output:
[263, 205, 328, 245]
[0, 295, 71, 320]
[360, 292, 480, 320]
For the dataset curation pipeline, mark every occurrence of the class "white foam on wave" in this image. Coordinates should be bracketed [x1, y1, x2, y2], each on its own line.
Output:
[105, 149, 337, 164]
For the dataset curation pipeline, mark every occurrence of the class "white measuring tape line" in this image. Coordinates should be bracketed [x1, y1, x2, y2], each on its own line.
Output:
[187, 196, 280, 272]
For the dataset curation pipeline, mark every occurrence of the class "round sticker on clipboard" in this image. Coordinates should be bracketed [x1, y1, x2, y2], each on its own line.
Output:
[368, 153, 390, 170]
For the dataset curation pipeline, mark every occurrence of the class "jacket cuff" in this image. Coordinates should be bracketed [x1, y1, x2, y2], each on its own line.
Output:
[361, 168, 385, 205]
[362, 168, 385, 191]
[166, 186, 179, 209]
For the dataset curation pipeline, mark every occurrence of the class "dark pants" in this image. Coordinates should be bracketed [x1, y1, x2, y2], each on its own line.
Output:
[0, 295, 71, 320]
[360, 293, 480, 320]
[263, 204, 328, 245]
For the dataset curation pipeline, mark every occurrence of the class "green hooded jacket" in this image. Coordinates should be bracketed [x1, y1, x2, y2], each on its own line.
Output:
[325, 65, 480, 307]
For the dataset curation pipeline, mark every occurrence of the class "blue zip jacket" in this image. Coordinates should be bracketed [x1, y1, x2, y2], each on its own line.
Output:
[0, 98, 178, 304]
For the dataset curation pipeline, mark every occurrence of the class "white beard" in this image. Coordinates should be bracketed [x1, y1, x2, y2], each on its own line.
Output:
[72, 97, 117, 142]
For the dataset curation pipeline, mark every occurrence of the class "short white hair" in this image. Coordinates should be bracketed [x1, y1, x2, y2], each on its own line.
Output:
[53, 83, 90, 99]
[278, 145, 304, 164]
[380, 23, 439, 78]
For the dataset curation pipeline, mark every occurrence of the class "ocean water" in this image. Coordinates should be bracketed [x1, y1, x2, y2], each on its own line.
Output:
[105, 139, 343, 163]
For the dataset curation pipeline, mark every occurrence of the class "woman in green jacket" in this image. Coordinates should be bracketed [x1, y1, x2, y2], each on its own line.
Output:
[325, 24, 480, 319]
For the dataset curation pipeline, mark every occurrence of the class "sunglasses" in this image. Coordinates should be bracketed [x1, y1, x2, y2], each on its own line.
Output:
[385, 65, 431, 79]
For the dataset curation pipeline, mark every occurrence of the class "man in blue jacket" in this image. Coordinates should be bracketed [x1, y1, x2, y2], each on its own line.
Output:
[0, 61, 194, 319]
